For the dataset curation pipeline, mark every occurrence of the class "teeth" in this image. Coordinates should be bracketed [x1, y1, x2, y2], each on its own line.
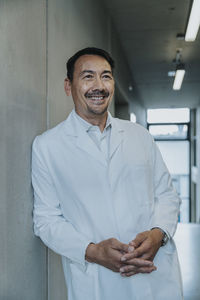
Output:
[88, 96, 104, 100]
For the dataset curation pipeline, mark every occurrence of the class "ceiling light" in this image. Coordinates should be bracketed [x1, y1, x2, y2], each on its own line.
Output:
[168, 71, 176, 77]
[185, 0, 200, 42]
[173, 65, 185, 90]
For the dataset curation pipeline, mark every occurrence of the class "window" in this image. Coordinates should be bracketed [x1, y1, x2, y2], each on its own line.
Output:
[148, 124, 189, 140]
[147, 108, 190, 123]
[147, 108, 190, 223]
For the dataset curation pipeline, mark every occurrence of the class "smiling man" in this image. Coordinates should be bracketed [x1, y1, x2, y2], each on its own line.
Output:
[64, 53, 114, 131]
[32, 47, 183, 300]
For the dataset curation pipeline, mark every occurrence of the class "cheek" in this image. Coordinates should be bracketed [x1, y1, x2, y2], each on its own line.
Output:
[106, 82, 114, 93]
[108, 88, 114, 98]
[80, 83, 92, 95]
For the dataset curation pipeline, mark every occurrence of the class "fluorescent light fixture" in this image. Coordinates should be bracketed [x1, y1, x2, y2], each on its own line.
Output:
[168, 71, 176, 77]
[185, 0, 200, 42]
[173, 69, 185, 90]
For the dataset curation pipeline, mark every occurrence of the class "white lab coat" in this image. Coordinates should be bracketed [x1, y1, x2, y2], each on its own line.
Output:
[32, 110, 183, 300]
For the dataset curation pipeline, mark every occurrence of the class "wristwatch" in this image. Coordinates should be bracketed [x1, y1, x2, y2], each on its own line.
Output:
[151, 227, 169, 246]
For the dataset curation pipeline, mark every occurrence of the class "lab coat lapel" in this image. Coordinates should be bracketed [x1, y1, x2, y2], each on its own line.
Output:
[76, 131, 107, 167]
[109, 118, 124, 159]
[64, 111, 107, 167]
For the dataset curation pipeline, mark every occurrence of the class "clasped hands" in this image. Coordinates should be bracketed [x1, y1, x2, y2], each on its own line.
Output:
[85, 229, 164, 277]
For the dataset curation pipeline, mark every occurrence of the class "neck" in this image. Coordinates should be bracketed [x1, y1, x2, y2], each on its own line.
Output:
[75, 109, 108, 132]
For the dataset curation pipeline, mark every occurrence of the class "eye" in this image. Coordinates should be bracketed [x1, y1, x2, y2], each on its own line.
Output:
[83, 74, 94, 79]
[102, 74, 112, 79]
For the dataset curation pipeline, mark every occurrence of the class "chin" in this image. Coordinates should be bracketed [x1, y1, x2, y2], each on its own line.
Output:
[88, 106, 108, 115]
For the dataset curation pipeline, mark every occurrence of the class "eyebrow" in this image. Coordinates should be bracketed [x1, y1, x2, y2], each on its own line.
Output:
[80, 70, 112, 76]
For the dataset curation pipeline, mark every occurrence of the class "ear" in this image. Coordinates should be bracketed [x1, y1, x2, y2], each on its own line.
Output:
[64, 78, 72, 96]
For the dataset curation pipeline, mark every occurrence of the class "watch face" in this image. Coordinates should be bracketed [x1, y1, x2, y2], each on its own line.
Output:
[162, 233, 168, 246]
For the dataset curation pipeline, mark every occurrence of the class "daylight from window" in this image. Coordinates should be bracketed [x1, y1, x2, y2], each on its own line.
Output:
[147, 108, 190, 123]
[130, 113, 136, 123]
[147, 108, 190, 223]
[149, 124, 188, 140]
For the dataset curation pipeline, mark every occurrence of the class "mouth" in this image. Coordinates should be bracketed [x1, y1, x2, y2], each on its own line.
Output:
[85, 91, 109, 103]
[86, 95, 106, 101]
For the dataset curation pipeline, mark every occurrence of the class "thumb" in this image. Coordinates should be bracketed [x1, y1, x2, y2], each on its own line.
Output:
[130, 232, 148, 248]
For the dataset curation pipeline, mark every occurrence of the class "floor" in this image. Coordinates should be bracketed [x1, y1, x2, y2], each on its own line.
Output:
[174, 223, 200, 300]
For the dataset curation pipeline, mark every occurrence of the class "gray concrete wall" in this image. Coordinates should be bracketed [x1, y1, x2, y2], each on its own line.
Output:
[115, 103, 130, 120]
[0, 0, 145, 299]
[0, 0, 47, 299]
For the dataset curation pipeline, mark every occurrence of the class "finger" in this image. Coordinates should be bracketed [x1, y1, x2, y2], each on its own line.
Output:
[111, 247, 127, 264]
[129, 238, 152, 258]
[128, 245, 135, 253]
[130, 231, 149, 248]
[121, 266, 156, 277]
[121, 264, 157, 273]
[120, 265, 137, 273]
[121, 271, 138, 277]
[119, 242, 130, 253]
[120, 264, 156, 274]
[129, 241, 136, 247]
[111, 238, 129, 253]
[138, 266, 157, 273]
[121, 251, 135, 262]
[121, 242, 149, 261]
[124, 258, 154, 267]
[138, 252, 153, 261]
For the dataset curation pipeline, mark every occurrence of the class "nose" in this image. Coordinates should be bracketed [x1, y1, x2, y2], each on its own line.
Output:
[92, 76, 105, 91]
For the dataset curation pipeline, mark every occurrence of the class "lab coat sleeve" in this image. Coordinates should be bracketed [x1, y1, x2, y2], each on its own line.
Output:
[150, 139, 181, 238]
[32, 136, 92, 270]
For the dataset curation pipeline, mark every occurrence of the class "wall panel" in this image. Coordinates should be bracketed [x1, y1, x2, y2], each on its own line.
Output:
[0, 0, 47, 299]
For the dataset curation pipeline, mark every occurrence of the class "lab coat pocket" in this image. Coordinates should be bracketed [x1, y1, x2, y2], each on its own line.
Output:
[124, 163, 154, 228]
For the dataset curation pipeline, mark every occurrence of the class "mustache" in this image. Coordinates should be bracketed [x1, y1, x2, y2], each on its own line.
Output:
[85, 90, 109, 97]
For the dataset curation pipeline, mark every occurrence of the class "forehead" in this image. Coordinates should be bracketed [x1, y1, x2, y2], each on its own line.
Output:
[74, 55, 111, 73]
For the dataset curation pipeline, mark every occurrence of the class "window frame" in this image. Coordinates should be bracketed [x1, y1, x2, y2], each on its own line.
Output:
[147, 122, 190, 141]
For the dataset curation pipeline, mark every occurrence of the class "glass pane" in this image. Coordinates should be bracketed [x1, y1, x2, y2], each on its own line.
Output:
[149, 124, 188, 139]
[156, 141, 189, 174]
[147, 108, 190, 123]
[156, 141, 190, 223]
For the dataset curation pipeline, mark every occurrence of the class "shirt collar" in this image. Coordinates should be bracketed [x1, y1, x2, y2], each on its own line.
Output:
[72, 109, 112, 132]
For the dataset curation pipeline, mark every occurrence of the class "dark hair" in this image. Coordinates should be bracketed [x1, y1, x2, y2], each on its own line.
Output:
[66, 47, 115, 81]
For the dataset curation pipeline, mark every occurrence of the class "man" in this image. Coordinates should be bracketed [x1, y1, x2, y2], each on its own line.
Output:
[32, 47, 183, 300]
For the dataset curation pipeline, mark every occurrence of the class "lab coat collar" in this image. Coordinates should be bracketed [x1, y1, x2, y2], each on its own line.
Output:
[63, 110, 124, 166]
[109, 117, 124, 159]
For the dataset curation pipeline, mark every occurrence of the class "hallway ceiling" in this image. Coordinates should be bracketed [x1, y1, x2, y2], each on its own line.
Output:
[104, 0, 200, 109]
